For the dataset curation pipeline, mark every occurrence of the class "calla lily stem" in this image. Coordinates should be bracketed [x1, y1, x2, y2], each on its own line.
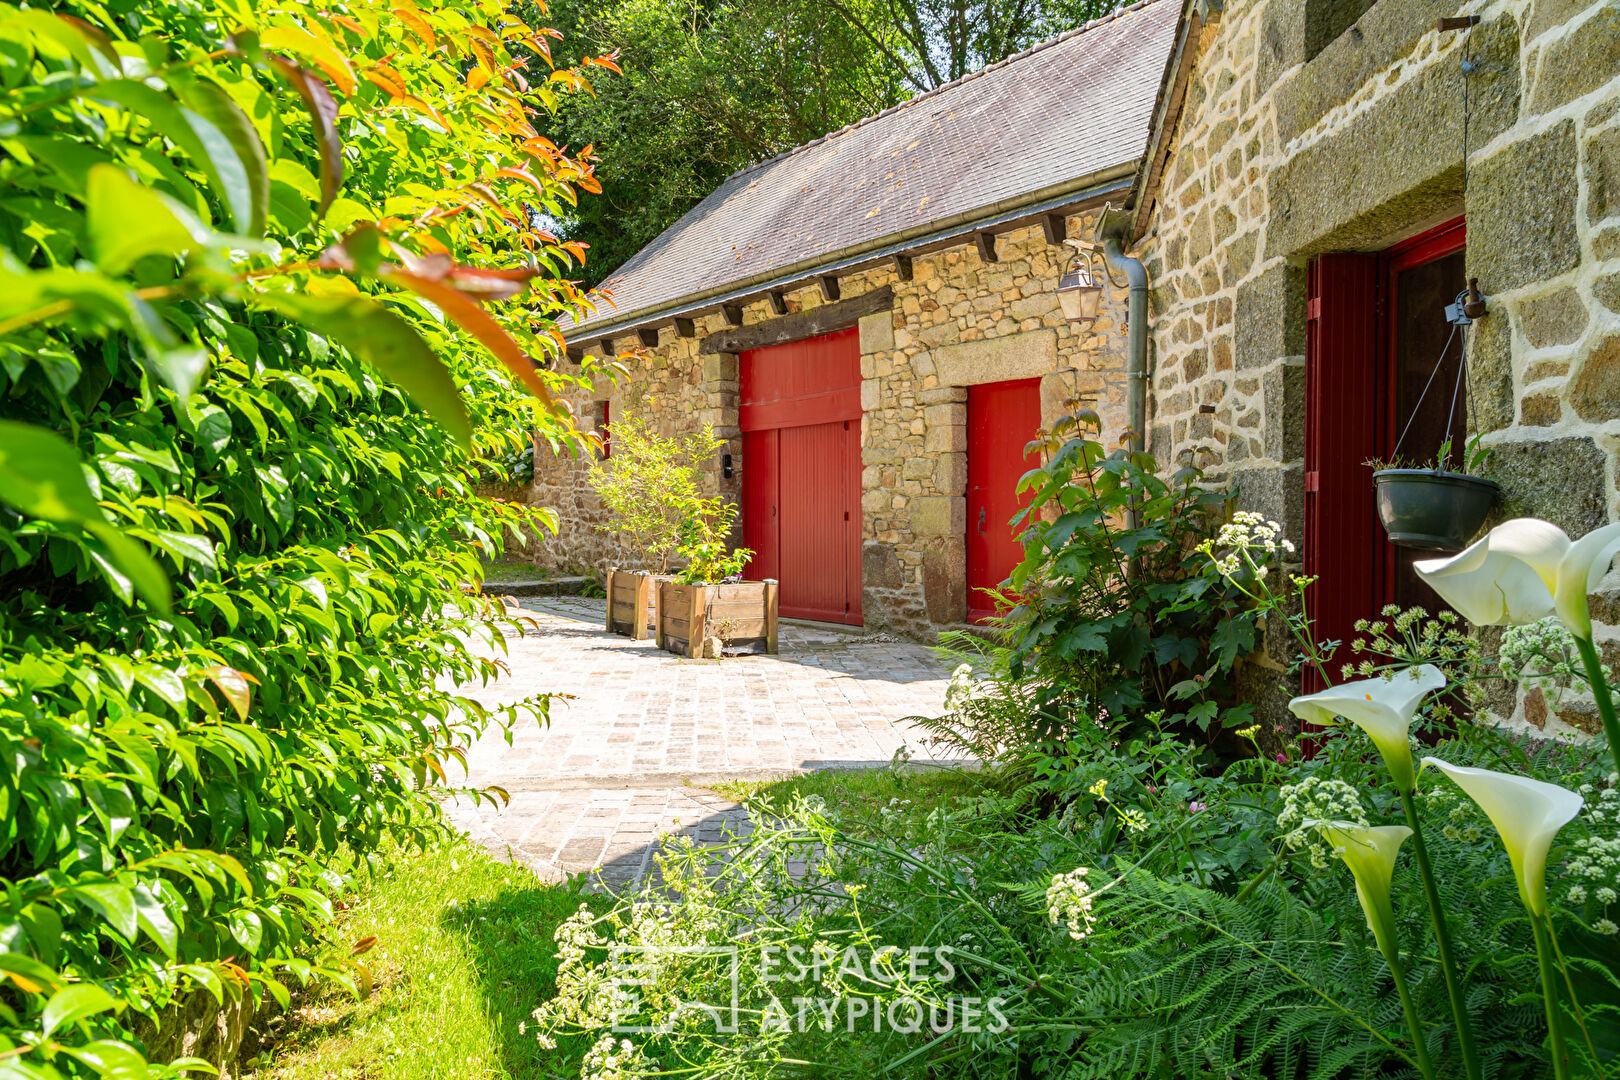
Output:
[1400, 789, 1482, 1080]
[1381, 935, 1438, 1080]
[1572, 635, 1620, 777]
[1531, 914, 1570, 1080]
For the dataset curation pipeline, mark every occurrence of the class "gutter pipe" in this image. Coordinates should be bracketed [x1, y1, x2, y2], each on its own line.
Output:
[1101, 233, 1148, 456]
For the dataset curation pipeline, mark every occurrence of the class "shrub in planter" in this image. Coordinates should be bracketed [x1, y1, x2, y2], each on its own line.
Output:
[587, 417, 728, 637]
[1371, 435, 1499, 552]
[586, 416, 725, 575]
[656, 499, 774, 657]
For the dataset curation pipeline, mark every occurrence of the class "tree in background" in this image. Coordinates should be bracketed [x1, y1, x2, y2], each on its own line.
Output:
[826, 0, 1120, 91]
[537, 0, 1120, 284]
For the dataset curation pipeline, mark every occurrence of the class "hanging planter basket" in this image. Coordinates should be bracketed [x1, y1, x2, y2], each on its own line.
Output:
[1372, 469, 1499, 551]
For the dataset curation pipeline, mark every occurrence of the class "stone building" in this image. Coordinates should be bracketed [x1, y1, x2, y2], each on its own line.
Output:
[535, 1, 1175, 636]
[529, 0, 1618, 734]
[1126, 0, 1620, 729]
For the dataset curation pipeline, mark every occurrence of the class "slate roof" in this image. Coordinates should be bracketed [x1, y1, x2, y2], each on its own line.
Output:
[569, 0, 1177, 338]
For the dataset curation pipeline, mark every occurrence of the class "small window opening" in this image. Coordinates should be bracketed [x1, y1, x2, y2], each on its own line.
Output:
[597, 400, 611, 459]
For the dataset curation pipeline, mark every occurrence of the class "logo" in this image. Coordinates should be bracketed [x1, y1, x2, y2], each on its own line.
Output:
[609, 945, 741, 1035]
[606, 944, 1008, 1036]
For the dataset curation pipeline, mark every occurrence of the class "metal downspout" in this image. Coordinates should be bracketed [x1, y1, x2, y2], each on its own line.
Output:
[1102, 235, 1148, 455]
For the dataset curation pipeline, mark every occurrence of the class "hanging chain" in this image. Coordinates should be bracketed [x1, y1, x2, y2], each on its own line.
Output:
[1392, 17, 1481, 469]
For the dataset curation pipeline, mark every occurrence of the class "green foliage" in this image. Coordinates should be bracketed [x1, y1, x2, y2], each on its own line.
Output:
[819, 0, 1119, 91]
[531, 0, 909, 281]
[534, 0, 1116, 281]
[0, 0, 623, 1073]
[528, 729, 1608, 1079]
[586, 416, 741, 577]
[1000, 411, 1261, 752]
[1370, 431, 1495, 476]
[672, 497, 752, 584]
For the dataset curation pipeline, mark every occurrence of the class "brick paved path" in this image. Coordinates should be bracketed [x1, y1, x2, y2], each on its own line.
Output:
[443, 599, 955, 889]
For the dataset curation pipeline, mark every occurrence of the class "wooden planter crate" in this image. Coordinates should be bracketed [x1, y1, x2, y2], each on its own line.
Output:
[604, 568, 664, 639]
[657, 579, 779, 658]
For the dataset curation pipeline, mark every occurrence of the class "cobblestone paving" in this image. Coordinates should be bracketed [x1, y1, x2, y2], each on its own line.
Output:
[444, 597, 955, 889]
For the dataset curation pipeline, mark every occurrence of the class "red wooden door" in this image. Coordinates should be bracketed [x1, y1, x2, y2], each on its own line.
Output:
[1304, 254, 1382, 693]
[967, 378, 1041, 623]
[740, 329, 862, 624]
[1303, 219, 1468, 694]
[780, 421, 858, 622]
[742, 428, 779, 582]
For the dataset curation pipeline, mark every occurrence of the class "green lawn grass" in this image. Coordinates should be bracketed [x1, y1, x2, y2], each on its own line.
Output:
[480, 556, 546, 583]
[714, 764, 998, 838]
[244, 836, 605, 1080]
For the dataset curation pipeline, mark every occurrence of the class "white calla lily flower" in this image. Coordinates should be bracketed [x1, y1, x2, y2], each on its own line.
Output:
[1318, 822, 1412, 953]
[1288, 665, 1446, 791]
[1414, 518, 1620, 638]
[1552, 522, 1620, 639]
[1421, 758, 1583, 916]
[1412, 518, 1566, 627]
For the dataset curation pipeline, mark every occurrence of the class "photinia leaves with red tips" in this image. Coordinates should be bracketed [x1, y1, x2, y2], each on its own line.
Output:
[380, 269, 553, 403]
[269, 56, 343, 216]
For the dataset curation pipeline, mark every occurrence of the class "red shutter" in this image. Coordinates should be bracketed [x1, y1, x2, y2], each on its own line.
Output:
[743, 429, 779, 582]
[1303, 254, 1382, 693]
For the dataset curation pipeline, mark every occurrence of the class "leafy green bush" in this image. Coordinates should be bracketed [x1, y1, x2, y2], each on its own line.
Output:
[995, 408, 1259, 753]
[586, 416, 723, 574]
[672, 497, 752, 585]
[0, 0, 620, 1073]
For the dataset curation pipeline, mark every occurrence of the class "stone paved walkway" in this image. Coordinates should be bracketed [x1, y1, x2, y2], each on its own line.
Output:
[443, 598, 955, 889]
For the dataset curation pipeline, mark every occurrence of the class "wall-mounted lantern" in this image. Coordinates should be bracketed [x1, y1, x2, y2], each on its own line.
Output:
[1056, 239, 1108, 326]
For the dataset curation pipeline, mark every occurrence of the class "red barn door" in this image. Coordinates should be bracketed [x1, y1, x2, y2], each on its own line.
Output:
[1303, 219, 1467, 694]
[967, 378, 1042, 623]
[740, 329, 862, 624]
[1304, 254, 1382, 693]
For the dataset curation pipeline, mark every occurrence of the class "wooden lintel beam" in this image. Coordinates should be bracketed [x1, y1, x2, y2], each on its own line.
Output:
[1437, 15, 1479, 30]
[674, 317, 696, 338]
[637, 327, 660, 348]
[566, 346, 584, 364]
[819, 275, 841, 302]
[598, 337, 615, 356]
[723, 304, 744, 326]
[976, 231, 998, 263]
[1041, 213, 1068, 246]
[892, 254, 913, 281]
[768, 290, 788, 316]
[699, 286, 894, 354]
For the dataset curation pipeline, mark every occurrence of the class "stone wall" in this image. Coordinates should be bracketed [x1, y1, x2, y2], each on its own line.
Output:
[527, 211, 1132, 637]
[1135, 0, 1620, 733]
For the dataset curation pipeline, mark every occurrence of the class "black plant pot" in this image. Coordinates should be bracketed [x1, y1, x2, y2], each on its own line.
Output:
[1372, 469, 1499, 551]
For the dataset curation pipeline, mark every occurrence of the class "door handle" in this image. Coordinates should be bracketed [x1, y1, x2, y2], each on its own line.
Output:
[976, 506, 986, 535]
[772, 504, 777, 518]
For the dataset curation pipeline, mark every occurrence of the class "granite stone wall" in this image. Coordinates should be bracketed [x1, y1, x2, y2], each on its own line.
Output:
[526, 211, 1132, 638]
[1136, 0, 1620, 733]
